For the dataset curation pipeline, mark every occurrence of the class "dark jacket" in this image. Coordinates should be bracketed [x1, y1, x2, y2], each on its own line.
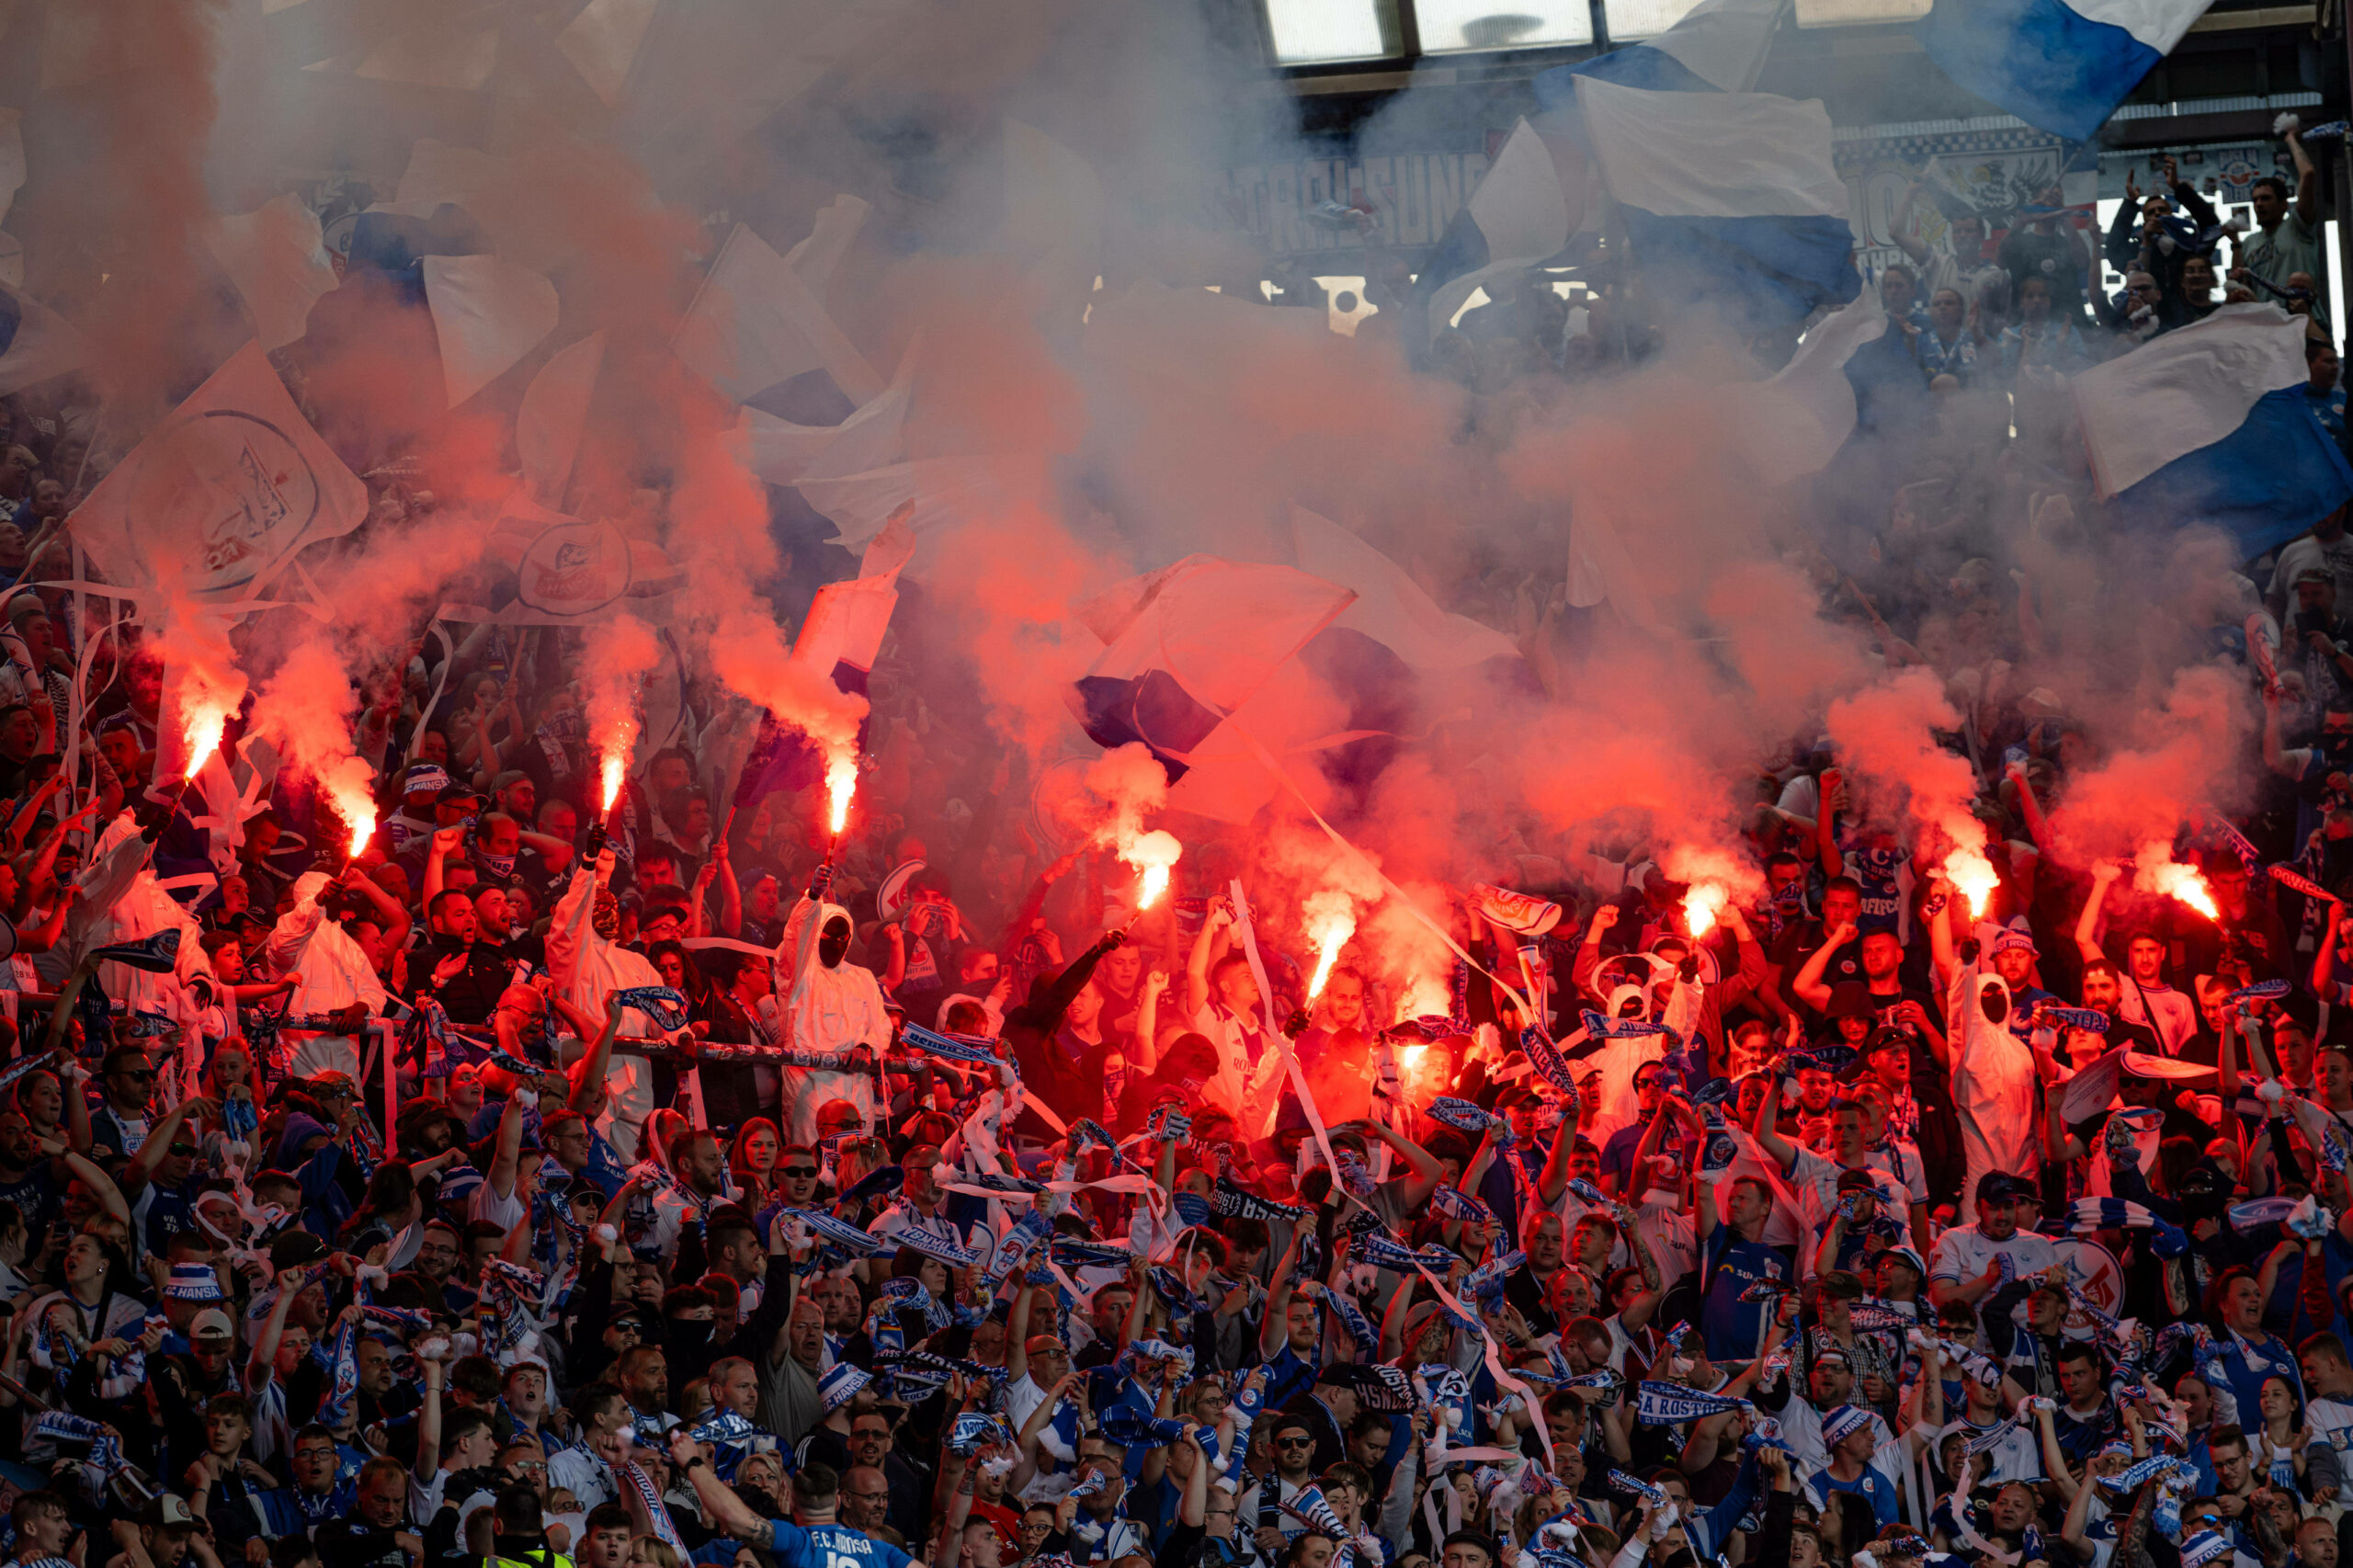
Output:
[1007, 936, 1119, 1130]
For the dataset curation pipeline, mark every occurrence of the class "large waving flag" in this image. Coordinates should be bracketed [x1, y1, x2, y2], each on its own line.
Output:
[1920, 0, 2211, 142]
[1073, 557, 1356, 783]
[68, 341, 368, 598]
[0, 278, 86, 399]
[1408, 119, 1582, 343]
[206, 195, 340, 352]
[2073, 304, 2352, 559]
[423, 255, 559, 407]
[1290, 506, 1519, 671]
[1722, 288, 1889, 485]
[1576, 76, 1858, 328]
[676, 222, 884, 406]
[794, 512, 916, 699]
[1534, 0, 1787, 97]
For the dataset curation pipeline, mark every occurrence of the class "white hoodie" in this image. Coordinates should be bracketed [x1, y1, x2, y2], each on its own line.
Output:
[776, 895, 887, 1142]
[547, 849, 664, 1161]
[260, 869, 390, 1077]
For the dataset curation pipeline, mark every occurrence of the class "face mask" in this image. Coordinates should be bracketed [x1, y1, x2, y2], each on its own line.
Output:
[592, 895, 620, 940]
[819, 919, 850, 970]
[1980, 983, 2009, 1026]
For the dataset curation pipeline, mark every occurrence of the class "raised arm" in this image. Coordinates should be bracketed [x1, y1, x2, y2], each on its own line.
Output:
[339, 865, 412, 949]
[1257, 1225, 1302, 1359]
[2075, 860, 2121, 963]
[485, 1088, 528, 1204]
[1790, 921, 1854, 1014]
[2290, 129, 2322, 224]
[569, 994, 623, 1116]
[667, 1426, 769, 1539]
[1185, 901, 1230, 1021]
[413, 1350, 446, 1483]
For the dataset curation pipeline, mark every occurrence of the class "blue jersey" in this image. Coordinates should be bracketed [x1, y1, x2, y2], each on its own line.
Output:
[1699, 1228, 1791, 1361]
[767, 1521, 914, 1568]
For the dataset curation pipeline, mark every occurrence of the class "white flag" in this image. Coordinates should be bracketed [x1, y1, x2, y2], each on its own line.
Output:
[423, 255, 560, 407]
[557, 0, 662, 107]
[738, 339, 915, 486]
[206, 194, 341, 351]
[796, 454, 1051, 552]
[517, 332, 606, 504]
[68, 341, 369, 598]
[1721, 289, 1888, 486]
[1290, 506, 1519, 671]
[0, 280, 87, 400]
[675, 222, 882, 405]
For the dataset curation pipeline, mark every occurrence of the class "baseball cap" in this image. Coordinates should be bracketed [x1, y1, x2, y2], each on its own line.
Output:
[270, 1231, 328, 1269]
[140, 1494, 199, 1528]
[190, 1309, 234, 1342]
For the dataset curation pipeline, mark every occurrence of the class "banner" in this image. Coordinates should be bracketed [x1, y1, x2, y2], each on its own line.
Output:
[437, 492, 683, 626]
[1832, 125, 2097, 290]
[1635, 1381, 1753, 1425]
[69, 340, 369, 599]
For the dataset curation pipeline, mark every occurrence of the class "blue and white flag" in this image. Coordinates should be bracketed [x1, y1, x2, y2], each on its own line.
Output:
[1575, 77, 1859, 328]
[1072, 556, 1354, 784]
[899, 1022, 1003, 1067]
[1407, 119, 1581, 345]
[1919, 0, 2211, 142]
[1536, 0, 1786, 97]
[1636, 1381, 1752, 1425]
[784, 1209, 892, 1256]
[1580, 1009, 1673, 1040]
[93, 928, 183, 973]
[613, 986, 690, 1033]
[2075, 305, 2353, 560]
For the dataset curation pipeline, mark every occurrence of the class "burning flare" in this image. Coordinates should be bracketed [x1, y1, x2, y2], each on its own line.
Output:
[1303, 890, 1358, 1001]
[1395, 974, 1449, 1024]
[1683, 882, 1728, 938]
[1942, 846, 1999, 919]
[338, 791, 378, 861]
[825, 754, 858, 837]
[2135, 843, 2217, 919]
[584, 616, 659, 819]
[178, 701, 232, 775]
[1120, 829, 1181, 912]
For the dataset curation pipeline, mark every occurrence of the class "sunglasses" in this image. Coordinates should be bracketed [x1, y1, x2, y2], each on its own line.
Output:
[781, 1167, 818, 1178]
[1276, 1437, 1315, 1449]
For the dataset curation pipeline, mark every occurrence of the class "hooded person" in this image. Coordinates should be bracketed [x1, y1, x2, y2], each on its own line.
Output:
[261, 870, 390, 1079]
[72, 810, 221, 1036]
[547, 842, 665, 1161]
[1570, 980, 1674, 1151]
[1948, 946, 2038, 1223]
[776, 897, 888, 1143]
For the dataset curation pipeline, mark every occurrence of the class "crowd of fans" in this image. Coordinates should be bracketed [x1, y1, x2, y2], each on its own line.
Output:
[0, 109, 2342, 1568]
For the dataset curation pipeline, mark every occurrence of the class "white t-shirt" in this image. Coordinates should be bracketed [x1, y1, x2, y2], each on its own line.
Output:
[2309, 1393, 2353, 1459]
[1928, 1225, 2059, 1291]
[2118, 981, 2197, 1056]
[469, 1173, 529, 1231]
[1781, 1144, 1916, 1241]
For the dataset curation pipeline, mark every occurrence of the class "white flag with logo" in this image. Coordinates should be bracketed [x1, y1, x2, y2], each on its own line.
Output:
[69, 341, 369, 598]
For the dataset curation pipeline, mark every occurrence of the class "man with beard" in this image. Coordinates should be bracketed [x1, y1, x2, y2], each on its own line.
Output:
[2075, 860, 2199, 1053]
[412, 840, 508, 1028]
